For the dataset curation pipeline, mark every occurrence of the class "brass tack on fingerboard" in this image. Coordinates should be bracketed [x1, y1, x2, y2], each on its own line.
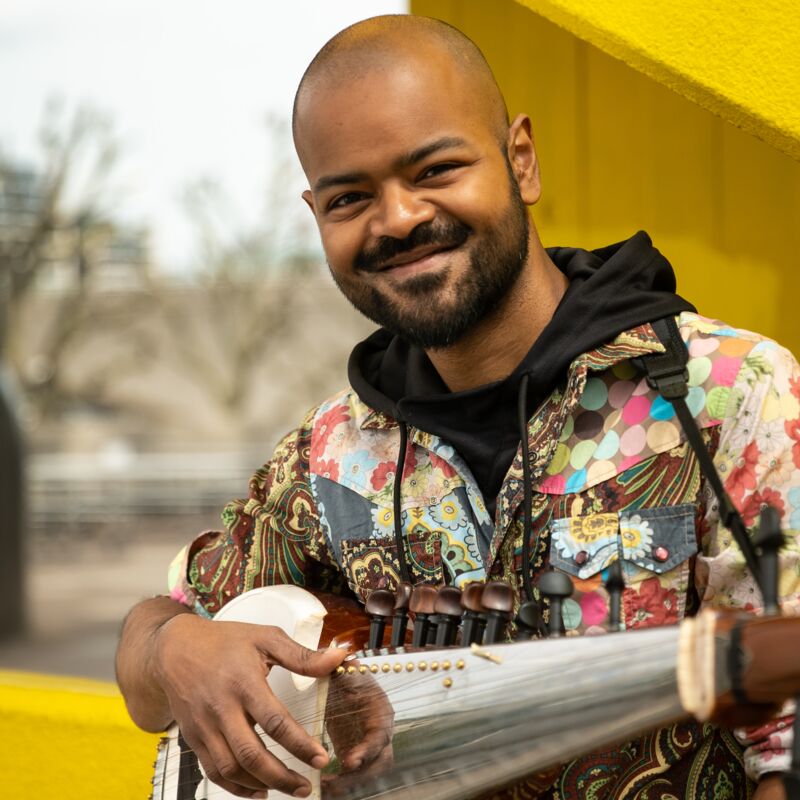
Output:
[370, 664, 379, 673]
[443, 677, 453, 688]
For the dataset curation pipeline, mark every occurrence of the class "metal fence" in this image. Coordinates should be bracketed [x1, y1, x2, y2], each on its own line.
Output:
[27, 451, 257, 542]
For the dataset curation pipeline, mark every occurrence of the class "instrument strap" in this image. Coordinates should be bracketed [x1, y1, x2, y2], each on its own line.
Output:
[635, 317, 763, 595]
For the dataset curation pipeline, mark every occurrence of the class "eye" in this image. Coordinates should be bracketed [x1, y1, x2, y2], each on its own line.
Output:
[329, 191, 368, 210]
[419, 162, 461, 180]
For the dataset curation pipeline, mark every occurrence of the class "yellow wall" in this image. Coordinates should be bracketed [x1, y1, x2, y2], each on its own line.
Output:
[0, 670, 160, 799]
[515, 0, 800, 162]
[412, 0, 800, 358]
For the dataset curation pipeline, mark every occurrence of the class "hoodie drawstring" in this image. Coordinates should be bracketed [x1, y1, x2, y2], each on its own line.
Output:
[393, 421, 412, 584]
[517, 374, 537, 603]
[393, 383, 537, 598]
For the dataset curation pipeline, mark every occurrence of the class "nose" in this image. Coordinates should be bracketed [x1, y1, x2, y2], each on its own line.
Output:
[368, 182, 435, 241]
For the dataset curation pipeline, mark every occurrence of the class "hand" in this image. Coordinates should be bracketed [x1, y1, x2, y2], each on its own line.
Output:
[154, 613, 346, 798]
[753, 773, 787, 800]
[322, 666, 395, 797]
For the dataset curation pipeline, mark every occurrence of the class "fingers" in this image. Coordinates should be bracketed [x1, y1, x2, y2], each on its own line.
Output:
[189, 734, 269, 798]
[243, 683, 330, 770]
[190, 711, 314, 798]
[340, 715, 393, 771]
[260, 626, 346, 678]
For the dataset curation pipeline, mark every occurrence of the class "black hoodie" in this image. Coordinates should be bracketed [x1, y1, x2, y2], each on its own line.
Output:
[348, 231, 695, 520]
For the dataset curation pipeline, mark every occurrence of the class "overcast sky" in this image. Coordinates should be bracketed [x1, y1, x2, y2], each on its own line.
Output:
[0, 0, 407, 271]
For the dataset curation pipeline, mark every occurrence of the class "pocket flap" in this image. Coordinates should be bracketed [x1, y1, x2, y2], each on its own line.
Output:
[619, 504, 697, 573]
[550, 504, 697, 579]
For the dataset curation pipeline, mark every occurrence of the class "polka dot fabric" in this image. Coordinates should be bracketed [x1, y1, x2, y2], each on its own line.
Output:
[537, 313, 755, 495]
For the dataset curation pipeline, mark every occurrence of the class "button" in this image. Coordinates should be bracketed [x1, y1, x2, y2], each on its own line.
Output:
[575, 550, 589, 566]
[654, 546, 669, 562]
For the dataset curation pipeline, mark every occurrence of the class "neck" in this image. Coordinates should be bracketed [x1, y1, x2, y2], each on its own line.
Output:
[425, 234, 567, 393]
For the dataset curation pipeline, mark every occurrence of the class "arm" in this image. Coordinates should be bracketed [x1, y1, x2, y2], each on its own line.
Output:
[117, 415, 350, 797]
[116, 594, 344, 798]
[115, 594, 191, 732]
[697, 337, 800, 786]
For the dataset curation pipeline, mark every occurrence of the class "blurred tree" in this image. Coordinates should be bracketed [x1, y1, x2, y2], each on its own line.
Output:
[0, 102, 150, 427]
[140, 115, 337, 441]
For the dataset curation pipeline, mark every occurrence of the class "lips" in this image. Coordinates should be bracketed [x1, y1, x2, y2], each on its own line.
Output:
[378, 243, 460, 271]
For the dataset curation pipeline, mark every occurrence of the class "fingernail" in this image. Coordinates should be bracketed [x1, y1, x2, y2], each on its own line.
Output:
[350, 758, 363, 770]
[293, 786, 311, 798]
[311, 754, 328, 769]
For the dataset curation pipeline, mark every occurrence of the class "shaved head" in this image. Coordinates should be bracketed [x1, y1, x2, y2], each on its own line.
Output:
[292, 15, 509, 162]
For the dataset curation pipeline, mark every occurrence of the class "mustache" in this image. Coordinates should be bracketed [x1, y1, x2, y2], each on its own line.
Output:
[353, 218, 471, 273]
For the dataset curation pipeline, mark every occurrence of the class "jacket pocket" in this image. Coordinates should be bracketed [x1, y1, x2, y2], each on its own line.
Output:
[340, 531, 443, 603]
[550, 505, 697, 577]
[548, 504, 698, 631]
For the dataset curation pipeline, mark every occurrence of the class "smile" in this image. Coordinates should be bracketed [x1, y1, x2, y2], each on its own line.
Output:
[378, 244, 462, 277]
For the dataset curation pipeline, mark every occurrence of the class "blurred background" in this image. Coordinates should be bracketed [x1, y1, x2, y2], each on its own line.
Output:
[0, 0, 403, 680]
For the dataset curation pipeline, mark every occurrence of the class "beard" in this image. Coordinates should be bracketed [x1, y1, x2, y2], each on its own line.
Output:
[328, 174, 530, 349]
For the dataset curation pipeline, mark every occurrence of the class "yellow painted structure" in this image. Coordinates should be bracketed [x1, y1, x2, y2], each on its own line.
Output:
[412, 0, 800, 358]
[517, 0, 800, 162]
[0, 670, 160, 799]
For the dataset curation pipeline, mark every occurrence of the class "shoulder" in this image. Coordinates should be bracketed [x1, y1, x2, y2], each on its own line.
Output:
[676, 311, 799, 420]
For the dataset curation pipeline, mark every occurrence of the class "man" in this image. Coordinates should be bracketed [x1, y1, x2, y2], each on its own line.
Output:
[116, 14, 799, 799]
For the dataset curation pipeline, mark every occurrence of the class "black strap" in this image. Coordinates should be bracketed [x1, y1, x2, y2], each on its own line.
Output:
[638, 317, 763, 596]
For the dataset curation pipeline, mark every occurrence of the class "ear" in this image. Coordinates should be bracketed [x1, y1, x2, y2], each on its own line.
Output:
[507, 114, 541, 205]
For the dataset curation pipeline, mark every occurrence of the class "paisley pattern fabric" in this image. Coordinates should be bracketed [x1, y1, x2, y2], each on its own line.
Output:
[169, 312, 800, 794]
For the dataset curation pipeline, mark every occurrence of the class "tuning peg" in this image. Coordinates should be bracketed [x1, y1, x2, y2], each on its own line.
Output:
[410, 584, 438, 647]
[460, 583, 485, 645]
[365, 589, 395, 650]
[537, 570, 573, 638]
[514, 599, 544, 640]
[481, 581, 515, 644]
[390, 582, 413, 647]
[754, 504, 785, 616]
[604, 560, 625, 632]
[434, 586, 463, 647]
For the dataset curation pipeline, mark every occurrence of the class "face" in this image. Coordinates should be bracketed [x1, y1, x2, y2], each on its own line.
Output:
[297, 55, 540, 349]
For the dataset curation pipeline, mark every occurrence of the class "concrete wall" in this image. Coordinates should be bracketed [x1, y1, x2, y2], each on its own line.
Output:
[412, 0, 800, 358]
[0, 670, 158, 798]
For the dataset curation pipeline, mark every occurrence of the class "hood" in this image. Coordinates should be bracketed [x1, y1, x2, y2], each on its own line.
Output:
[348, 230, 695, 421]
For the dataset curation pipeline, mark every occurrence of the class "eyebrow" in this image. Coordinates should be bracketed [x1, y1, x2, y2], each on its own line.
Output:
[313, 136, 469, 195]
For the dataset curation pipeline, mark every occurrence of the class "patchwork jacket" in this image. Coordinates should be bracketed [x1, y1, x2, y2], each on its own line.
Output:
[171, 312, 800, 799]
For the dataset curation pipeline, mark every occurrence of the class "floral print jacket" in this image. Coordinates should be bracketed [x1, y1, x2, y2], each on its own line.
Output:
[170, 312, 800, 799]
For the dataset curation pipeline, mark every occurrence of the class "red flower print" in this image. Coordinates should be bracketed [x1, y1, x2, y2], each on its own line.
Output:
[313, 458, 339, 482]
[310, 404, 351, 462]
[428, 452, 457, 478]
[624, 576, 679, 630]
[401, 446, 418, 479]
[740, 487, 785, 527]
[726, 440, 760, 505]
[370, 461, 396, 491]
[790, 375, 800, 402]
[786, 417, 800, 469]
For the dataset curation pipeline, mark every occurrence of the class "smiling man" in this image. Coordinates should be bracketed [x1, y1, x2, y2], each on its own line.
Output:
[116, 14, 798, 800]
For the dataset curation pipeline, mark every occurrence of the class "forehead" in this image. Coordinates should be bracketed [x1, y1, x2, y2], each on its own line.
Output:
[295, 58, 499, 184]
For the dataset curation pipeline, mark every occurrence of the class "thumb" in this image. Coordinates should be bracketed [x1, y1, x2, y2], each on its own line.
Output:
[260, 626, 347, 676]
